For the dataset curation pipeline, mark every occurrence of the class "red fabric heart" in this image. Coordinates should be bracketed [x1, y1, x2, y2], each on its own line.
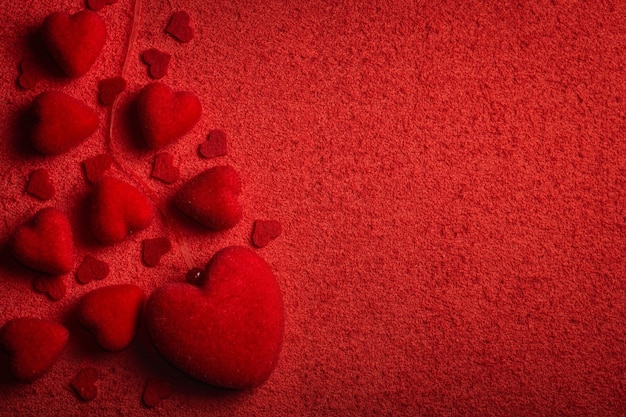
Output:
[251, 220, 283, 248]
[144, 246, 284, 389]
[0, 318, 69, 383]
[77, 284, 144, 351]
[151, 152, 180, 184]
[199, 129, 228, 159]
[26, 168, 55, 201]
[82, 154, 113, 184]
[142, 377, 173, 408]
[31, 91, 98, 156]
[166, 11, 194, 43]
[10, 208, 74, 275]
[41, 10, 106, 78]
[34, 274, 67, 301]
[70, 367, 99, 401]
[142, 49, 171, 80]
[76, 255, 110, 284]
[142, 237, 172, 267]
[174, 165, 242, 231]
[17, 58, 44, 90]
[137, 82, 201, 150]
[98, 77, 127, 105]
[90, 177, 154, 245]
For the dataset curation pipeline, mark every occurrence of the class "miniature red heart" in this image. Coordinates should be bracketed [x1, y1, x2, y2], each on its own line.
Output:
[26, 168, 55, 201]
[90, 177, 154, 245]
[142, 237, 171, 267]
[31, 91, 98, 155]
[10, 207, 74, 275]
[199, 129, 227, 159]
[41, 10, 106, 78]
[137, 82, 201, 150]
[151, 152, 179, 184]
[98, 77, 127, 105]
[83, 154, 113, 184]
[34, 274, 67, 301]
[142, 377, 173, 408]
[251, 220, 282, 248]
[144, 246, 284, 389]
[17, 58, 44, 90]
[166, 11, 194, 43]
[70, 367, 99, 401]
[174, 165, 242, 231]
[76, 255, 110, 284]
[142, 49, 171, 80]
[77, 284, 144, 351]
[0, 318, 69, 383]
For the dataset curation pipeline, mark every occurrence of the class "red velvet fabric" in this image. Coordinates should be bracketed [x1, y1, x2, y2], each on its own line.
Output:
[0, 0, 625, 415]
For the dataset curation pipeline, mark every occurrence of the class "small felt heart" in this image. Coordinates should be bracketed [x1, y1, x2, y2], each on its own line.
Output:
[83, 154, 113, 184]
[90, 177, 154, 245]
[76, 255, 110, 284]
[41, 10, 106, 78]
[145, 246, 284, 389]
[31, 91, 98, 155]
[142, 237, 172, 267]
[151, 152, 179, 184]
[142, 49, 171, 80]
[98, 77, 127, 105]
[10, 207, 74, 275]
[0, 318, 69, 383]
[166, 11, 194, 43]
[17, 58, 44, 90]
[26, 168, 55, 201]
[199, 129, 227, 159]
[77, 284, 144, 351]
[137, 82, 201, 150]
[174, 165, 242, 231]
[142, 377, 173, 408]
[70, 367, 99, 401]
[34, 274, 67, 301]
[251, 220, 282, 248]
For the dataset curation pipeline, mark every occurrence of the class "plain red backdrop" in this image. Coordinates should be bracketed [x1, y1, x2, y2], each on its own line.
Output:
[1, 0, 625, 416]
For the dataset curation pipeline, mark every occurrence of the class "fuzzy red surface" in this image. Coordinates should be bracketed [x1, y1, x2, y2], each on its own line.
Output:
[89, 176, 154, 244]
[41, 10, 106, 78]
[10, 207, 74, 275]
[137, 81, 201, 149]
[175, 165, 243, 231]
[30, 91, 99, 155]
[144, 246, 284, 389]
[77, 284, 144, 351]
[1, 1, 625, 416]
[0, 318, 68, 383]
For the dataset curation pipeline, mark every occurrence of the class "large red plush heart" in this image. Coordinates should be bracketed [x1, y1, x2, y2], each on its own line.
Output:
[10, 207, 74, 275]
[41, 10, 106, 78]
[77, 284, 144, 351]
[0, 317, 69, 383]
[144, 246, 284, 389]
[174, 165, 242, 231]
[31, 91, 99, 156]
[90, 177, 154, 245]
[137, 82, 201, 150]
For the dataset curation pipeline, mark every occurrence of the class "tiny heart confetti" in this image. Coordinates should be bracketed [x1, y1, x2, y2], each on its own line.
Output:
[70, 367, 100, 402]
[142, 237, 172, 267]
[76, 255, 110, 284]
[199, 129, 228, 159]
[142, 48, 171, 79]
[166, 11, 194, 43]
[151, 152, 180, 184]
[142, 377, 173, 408]
[34, 274, 67, 301]
[26, 168, 55, 201]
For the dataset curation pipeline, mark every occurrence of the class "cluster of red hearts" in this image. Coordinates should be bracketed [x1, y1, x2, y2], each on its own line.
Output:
[2, 5, 285, 406]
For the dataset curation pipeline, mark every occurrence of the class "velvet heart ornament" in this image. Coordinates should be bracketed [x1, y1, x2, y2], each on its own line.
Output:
[10, 207, 74, 275]
[31, 91, 99, 156]
[41, 10, 106, 78]
[0, 318, 69, 383]
[77, 284, 144, 351]
[137, 82, 201, 150]
[144, 246, 284, 389]
[174, 165, 242, 231]
[90, 177, 154, 245]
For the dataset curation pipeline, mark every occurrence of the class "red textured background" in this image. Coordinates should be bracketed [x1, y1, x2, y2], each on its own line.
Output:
[1, 0, 625, 416]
